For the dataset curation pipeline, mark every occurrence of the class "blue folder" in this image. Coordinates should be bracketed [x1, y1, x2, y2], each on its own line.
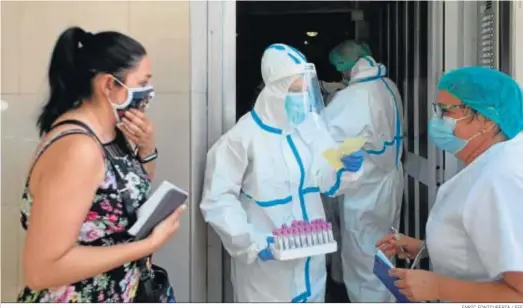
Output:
[373, 250, 412, 303]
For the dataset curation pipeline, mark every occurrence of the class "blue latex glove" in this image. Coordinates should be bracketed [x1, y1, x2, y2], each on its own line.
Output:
[341, 150, 364, 172]
[258, 236, 275, 262]
[258, 247, 275, 261]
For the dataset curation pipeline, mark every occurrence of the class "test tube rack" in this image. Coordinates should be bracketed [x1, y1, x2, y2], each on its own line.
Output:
[270, 219, 338, 261]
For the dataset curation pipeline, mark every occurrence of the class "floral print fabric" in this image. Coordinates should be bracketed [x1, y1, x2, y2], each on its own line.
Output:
[17, 132, 152, 303]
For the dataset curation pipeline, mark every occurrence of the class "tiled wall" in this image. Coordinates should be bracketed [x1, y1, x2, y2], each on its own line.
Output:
[1, 1, 192, 302]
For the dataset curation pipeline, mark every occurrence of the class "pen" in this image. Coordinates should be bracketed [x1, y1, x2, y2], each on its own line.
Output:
[389, 226, 411, 266]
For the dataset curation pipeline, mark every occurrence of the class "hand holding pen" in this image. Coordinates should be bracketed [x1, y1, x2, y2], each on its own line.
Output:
[376, 229, 424, 266]
[390, 227, 411, 265]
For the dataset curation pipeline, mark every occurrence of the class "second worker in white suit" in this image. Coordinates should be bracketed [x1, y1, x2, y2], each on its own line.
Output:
[324, 40, 404, 303]
[200, 43, 365, 302]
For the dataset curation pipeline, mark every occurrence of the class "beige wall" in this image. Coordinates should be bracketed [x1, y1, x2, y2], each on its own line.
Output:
[0, 1, 192, 302]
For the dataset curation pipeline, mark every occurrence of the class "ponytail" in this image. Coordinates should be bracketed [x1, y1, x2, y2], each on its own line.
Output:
[37, 27, 92, 136]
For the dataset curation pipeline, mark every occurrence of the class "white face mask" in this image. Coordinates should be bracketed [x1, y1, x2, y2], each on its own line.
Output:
[107, 77, 155, 122]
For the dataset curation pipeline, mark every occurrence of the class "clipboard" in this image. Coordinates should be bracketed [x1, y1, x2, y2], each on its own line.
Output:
[373, 250, 411, 303]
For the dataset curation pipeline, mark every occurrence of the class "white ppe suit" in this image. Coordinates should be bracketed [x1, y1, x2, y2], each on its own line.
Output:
[320, 81, 346, 106]
[324, 56, 404, 302]
[319, 79, 348, 285]
[200, 44, 363, 302]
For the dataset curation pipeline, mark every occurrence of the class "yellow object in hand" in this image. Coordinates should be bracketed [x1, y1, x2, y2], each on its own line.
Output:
[322, 137, 367, 170]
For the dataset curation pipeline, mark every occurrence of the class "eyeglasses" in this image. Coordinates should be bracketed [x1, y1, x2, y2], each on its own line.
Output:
[432, 102, 468, 118]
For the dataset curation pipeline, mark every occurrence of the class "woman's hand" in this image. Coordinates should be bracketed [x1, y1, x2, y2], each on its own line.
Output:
[389, 268, 442, 302]
[376, 233, 424, 259]
[118, 109, 156, 157]
[147, 205, 186, 251]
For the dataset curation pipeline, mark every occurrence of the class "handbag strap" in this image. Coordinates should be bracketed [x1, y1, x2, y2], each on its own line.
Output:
[31, 120, 154, 293]
[51, 120, 153, 278]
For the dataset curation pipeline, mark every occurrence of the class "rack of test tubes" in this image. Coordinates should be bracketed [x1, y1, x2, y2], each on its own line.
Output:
[270, 219, 338, 261]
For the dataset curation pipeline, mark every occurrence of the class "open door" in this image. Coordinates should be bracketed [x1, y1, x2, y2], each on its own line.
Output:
[399, 1, 443, 270]
[376, 1, 443, 270]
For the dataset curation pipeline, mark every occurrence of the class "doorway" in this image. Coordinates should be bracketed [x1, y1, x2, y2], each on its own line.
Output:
[236, 1, 362, 120]
[235, 0, 437, 251]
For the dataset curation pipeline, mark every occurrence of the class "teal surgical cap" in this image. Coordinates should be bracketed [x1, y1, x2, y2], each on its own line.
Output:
[437, 66, 523, 139]
[329, 40, 372, 73]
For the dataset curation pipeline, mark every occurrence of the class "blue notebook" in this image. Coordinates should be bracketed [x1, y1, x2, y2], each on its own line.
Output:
[373, 250, 411, 303]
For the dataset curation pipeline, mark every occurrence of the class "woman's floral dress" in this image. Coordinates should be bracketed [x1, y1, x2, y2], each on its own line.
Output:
[17, 128, 153, 303]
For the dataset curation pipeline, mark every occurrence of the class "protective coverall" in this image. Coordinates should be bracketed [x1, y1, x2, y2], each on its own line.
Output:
[324, 55, 404, 303]
[320, 40, 374, 286]
[200, 43, 364, 302]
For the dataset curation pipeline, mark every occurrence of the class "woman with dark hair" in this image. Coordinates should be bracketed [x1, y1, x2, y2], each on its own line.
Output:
[17, 26, 185, 303]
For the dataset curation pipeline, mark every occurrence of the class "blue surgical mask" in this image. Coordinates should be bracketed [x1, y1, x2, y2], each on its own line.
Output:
[284, 93, 306, 126]
[428, 115, 491, 154]
[428, 116, 467, 154]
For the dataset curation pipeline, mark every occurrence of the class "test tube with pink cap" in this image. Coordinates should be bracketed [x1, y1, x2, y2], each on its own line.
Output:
[298, 226, 307, 247]
[310, 225, 319, 246]
[287, 228, 296, 249]
[317, 224, 325, 244]
[289, 228, 296, 249]
[314, 225, 322, 245]
[320, 223, 329, 243]
[272, 229, 282, 250]
[327, 223, 334, 243]
[290, 227, 300, 248]
[291, 227, 300, 248]
[313, 224, 324, 245]
[294, 227, 301, 248]
[314, 225, 321, 246]
[302, 225, 311, 246]
[280, 228, 289, 250]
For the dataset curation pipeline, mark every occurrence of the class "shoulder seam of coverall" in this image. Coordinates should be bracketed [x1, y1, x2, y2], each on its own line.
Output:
[225, 141, 247, 166]
[338, 88, 375, 143]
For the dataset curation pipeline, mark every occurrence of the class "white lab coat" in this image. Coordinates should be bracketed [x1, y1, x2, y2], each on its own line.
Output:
[324, 57, 404, 302]
[426, 132, 523, 283]
[200, 44, 363, 302]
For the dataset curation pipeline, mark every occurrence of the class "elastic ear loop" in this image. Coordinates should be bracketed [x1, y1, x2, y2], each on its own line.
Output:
[460, 117, 495, 142]
[458, 108, 496, 140]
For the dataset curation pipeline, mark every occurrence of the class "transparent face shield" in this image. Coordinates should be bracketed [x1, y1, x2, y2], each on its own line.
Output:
[284, 63, 326, 127]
